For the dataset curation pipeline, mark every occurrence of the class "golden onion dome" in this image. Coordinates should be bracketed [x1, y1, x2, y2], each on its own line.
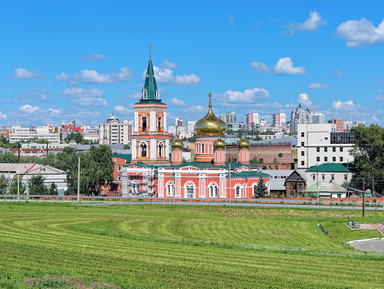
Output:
[194, 93, 226, 137]
[171, 136, 183, 150]
[238, 135, 250, 149]
[213, 135, 226, 150]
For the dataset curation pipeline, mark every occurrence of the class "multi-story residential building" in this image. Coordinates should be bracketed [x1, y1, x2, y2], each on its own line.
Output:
[311, 112, 325, 124]
[344, 120, 365, 131]
[272, 113, 286, 126]
[99, 114, 133, 145]
[186, 121, 196, 135]
[297, 123, 354, 169]
[328, 119, 344, 131]
[83, 125, 99, 142]
[9, 125, 60, 143]
[290, 104, 311, 133]
[244, 113, 260, 131]
[175, 118, 183, 127]
[225, 112, 236, 124]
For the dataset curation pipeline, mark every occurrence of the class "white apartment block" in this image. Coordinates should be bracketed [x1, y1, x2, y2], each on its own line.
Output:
[297, 123, 354, 169]
[99, 114, 133, 145]
[272, 113, 286, 126]
[186, 121, 196, 134]
[83, 125, 99, 142]
[244, 113, 260, 131]
[10, 125, 60, 143]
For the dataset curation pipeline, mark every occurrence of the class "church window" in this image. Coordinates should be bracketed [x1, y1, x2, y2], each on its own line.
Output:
[142, 115, 147, 131]
[202, 143, 205, 154]
[158, 143, 163, 157]
[185, 181, 195, 198]
[141, 143, 147, 157]
[156, 89, 160, 99]
[143, 89, 148, 99]
[166, 182, 174, 196]
[158, 115, 162, 131]
[235, 186, 241, 198]
[209, 183, 218, 198]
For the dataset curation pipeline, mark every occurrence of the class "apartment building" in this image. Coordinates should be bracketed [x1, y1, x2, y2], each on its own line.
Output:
[99, 114, 133, 145]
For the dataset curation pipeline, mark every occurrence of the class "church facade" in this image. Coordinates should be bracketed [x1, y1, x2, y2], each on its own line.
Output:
[122, 51, 269, 199]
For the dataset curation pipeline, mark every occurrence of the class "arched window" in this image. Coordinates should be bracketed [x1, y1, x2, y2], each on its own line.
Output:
[131, 180, 140, 195]
[142, 115, 147, 131]
[202, 143, 205, 154]
[185, 181, 195, 198]
[158, 143, 163, 158]
[141, 143, 147, 157]
[209, 183, 218, 198]
[243, 184, 247, 198]
[235, 186, 241, 198]
[166, 181, 174, 197]
[158, 115, 162, 131]
[143, 89, 148, 99]
[156, 89, 160, 99]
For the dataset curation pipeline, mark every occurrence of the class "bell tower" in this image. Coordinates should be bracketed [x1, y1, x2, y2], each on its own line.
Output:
[131, 46, 170, 164]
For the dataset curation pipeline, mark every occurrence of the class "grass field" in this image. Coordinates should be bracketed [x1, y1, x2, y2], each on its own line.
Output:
[0, 202, 383, 288]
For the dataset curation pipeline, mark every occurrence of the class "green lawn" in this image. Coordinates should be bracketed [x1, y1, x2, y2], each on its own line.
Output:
[0, 202, 383, 288]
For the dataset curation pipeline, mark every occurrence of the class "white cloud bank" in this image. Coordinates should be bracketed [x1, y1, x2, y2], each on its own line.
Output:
[60, 88, 108, 106]
[214, 88, 270, 103]
[169, 98, 187, 107]
[286, 11, 326, 34]
[13, 68, 43, 79]
[332, 100, 355, 110]
[308, 83, 330, 90]
[250, 61, 271, 73]
[336, 18, 384, 47]
[18, 104, 40, 113]
[56, 67, 134, 84]
[274, 57, 306, 75]
[114, 105, 133, 115]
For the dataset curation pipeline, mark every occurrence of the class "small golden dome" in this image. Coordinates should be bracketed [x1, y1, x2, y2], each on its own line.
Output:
[194, 93, 226, 136]
[213, 136, 226, 150]
[238, 135, 250, 149]
[171, 136, 183, 150]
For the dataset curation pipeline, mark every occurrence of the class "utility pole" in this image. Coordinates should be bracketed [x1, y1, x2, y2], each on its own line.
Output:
[77, 154, 80, 202]
[362, 178, 365, 218]
[229, 161, 232, 204]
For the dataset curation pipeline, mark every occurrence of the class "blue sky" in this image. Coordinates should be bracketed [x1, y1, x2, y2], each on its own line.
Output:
[1, 0, 384, 127]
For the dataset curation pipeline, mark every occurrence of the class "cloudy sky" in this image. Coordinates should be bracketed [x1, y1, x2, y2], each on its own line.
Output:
[1, 0, 384, 126]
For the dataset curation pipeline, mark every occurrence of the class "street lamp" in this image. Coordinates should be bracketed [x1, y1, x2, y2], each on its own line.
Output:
[77, 153, 81, 202]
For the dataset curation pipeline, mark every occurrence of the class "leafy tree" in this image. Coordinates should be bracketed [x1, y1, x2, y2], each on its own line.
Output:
[350, 124, 384, 193]
[254, 176, 267, 198]
[28, 175, 48, 195]
[0, 174, 9, 194]
[9, 178, 25, 195]
[0, 152, 18, 163]
[123, 144, 131, 150]
[48, 183, 58, 195]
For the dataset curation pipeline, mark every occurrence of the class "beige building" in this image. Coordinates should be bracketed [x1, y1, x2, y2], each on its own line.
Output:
[99, 114, 133, 145]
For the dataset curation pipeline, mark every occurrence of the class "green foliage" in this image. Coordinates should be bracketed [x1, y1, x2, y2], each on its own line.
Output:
[0, 174, 9, 194]
[350, 124, 384, 192]
[9, 178, 25, 195]
[123, 144, 131, 150]
[0, 152, 18, 163]
[65, 132, 84, 144]
[249, 157, 258, 164]
[48, 183, 58, 195]
[28, 175, 48, 195]
[254, 176, 267, 198]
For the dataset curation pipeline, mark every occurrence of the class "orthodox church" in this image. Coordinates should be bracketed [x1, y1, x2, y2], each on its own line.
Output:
[122, 51, 269, 199]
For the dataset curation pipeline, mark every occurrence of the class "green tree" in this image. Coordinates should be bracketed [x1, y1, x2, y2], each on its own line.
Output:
[254, 176, 267, 198]
[48, 183, 58, 195]
[0, 174, 9, 194]
[9, 178, 25, 195]
[350, 124, 384, 193]
[0, 152, 18, 163]
[28, 175, 48, 195]
[123, 144, 131, 150]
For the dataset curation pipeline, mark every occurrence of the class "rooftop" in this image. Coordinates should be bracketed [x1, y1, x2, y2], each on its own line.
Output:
[306, 163, 353, 173]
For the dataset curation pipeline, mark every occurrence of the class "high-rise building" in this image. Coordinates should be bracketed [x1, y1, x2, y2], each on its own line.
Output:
[225, 112, 236, 124]
[328, 119, 344, 131]
[272, 113, 286, 126]
[290, 104, 311, 133]
[99, 114, 133, 145]
[311, 112, 325, 124]
[175, 118, 183, 127]
[344, 121, 365, 131]
[187, 121, 196, 134]
[244, 113, 260, 131]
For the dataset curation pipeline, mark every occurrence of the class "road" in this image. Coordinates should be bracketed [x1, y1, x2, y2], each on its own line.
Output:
[349, 239, 384, 252]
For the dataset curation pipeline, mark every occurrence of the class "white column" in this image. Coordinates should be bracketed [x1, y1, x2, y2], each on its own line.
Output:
[132, 139, 136, 159]
[158, 174, 164, 197]
[134, 112, 138, 132]
[164, 112, 167, 132]
[150, 111, 156, 132]
[175, 174, 181, 197]
[165, 139, 169, 158]
[220, 174, 226, 198]
[150, 139, 156, 159]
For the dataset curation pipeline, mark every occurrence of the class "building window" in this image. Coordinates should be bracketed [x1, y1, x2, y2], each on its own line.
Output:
[235, 186, 241, 198]
[317, 157, 320, 162]
[340, 147, 343, 152]
[142, 115, 147, 131]
[324, 157, 328, 162]
[312, 174, 315, 180]
[143, 89, 148, 99]
[185, 182, 195, 198]
[324, 147, 328, 152]
[301, 161, 304, 166]
[301, 132, 304, 137]
[118, 166, 121, 171]
[158, 143, 163, 158]
[141, 143, 147, 157]
[340, 157, 343, 162]
[301, 142, 304, 146]
[166, 182, 174, 197]
[333, 157, 336, 162]
[202, 143, 205, 154]
[301, 151, 304, 156]
[209, 183, 218, 198]
[158, 115, 162, 132]
[317, 147, 320, 152]
[156, 89, 160, 99]
[331, 174, 335, 181]
[333, 147, 336, 152]
[344, 174, 347, 181]
[322, 174, 325, 180]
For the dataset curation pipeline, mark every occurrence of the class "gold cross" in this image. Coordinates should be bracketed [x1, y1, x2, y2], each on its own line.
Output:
[208, 92, 212, 107]
[149, 45, 152, 57]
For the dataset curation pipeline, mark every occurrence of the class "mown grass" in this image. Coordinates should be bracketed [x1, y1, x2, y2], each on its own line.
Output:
[0, 202, 383, 288]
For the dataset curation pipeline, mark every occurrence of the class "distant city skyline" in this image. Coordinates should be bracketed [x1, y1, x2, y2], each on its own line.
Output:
[1, 0, 384, 126]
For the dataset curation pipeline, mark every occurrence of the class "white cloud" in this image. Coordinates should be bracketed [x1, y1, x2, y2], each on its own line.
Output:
[274, 57, 306, 75]
[214, 88, 270, 103]
[76, 69, 114, 83]
[251, 61, 271, 73]
[169, 98, 187, 107]
[114, 67, 134, 82]
[18, 104, 40, 113]
[0, 112, 7, 118]
[374, 95, 384, 101]
[124, 92, 141, 99]
[49, 108, 64, 116]
[73, 97, 108, 106]
[336, 18, 384, 47]
[153, 66, 174, 83]
[162, 60, 177, 69]
[82, 53, 105, 62]
[182, 105, 206, 114]
[333, 69, 343, 76]
[114, 105, 133, 115]
[332, 100, 355, 110]
[13, 68, 42, 79]
[61, 87, 104, 98]
[308, 83, 330, 90]
[286, 11, 326, 34]
[298, 93, 312, 108]
[55, 72, 69, 80]
[174, 74, 201, 86]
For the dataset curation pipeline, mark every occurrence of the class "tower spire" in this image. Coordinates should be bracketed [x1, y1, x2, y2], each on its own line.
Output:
[140, 46, 160, 102]
[149, 44, 151, 58]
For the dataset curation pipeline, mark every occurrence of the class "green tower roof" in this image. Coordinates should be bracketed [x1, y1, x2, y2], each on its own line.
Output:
[138, 46, 162, 104]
